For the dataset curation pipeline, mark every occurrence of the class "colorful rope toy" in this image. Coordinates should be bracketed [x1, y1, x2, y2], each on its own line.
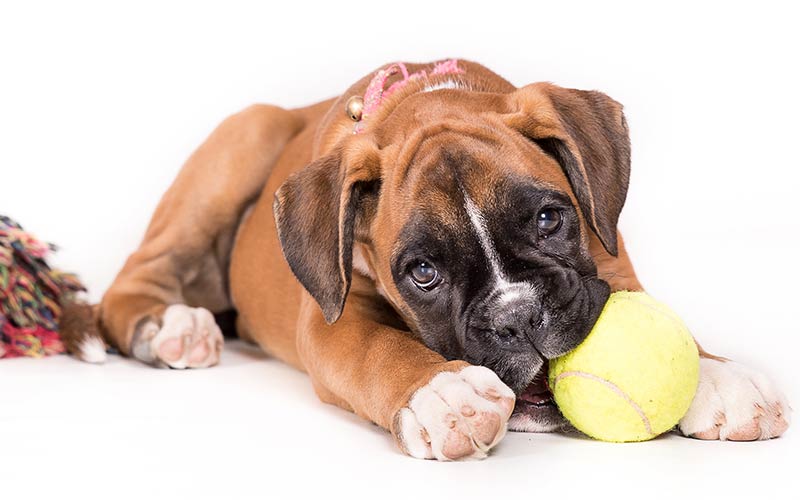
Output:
[0, 215, 85, 358]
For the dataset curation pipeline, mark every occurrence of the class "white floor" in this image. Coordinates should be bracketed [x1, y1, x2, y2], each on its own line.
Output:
[1, 340, 795, 500]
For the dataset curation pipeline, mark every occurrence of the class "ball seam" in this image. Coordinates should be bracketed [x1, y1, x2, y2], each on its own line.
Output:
[552, 370, 655, 437]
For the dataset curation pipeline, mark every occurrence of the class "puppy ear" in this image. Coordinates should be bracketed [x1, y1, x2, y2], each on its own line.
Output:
[273, 143, 379, 324]
[506, 83, 631, 256]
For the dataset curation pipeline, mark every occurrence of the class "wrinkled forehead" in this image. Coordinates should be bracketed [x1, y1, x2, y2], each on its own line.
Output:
[382, 128, 573, 234]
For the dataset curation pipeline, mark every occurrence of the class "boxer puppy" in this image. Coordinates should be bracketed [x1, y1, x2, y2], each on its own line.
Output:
[76, 60, 789, 460]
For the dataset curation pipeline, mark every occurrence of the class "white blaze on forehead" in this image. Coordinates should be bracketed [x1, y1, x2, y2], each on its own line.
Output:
[462, 191, 540, 304]
[463, 192, 509, 287]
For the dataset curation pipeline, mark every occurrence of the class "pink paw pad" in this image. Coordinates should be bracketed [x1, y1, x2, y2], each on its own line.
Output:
[136, 305, 224, 369]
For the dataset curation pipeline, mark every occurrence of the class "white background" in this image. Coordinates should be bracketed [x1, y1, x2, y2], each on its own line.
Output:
[1, 1, 798, 499]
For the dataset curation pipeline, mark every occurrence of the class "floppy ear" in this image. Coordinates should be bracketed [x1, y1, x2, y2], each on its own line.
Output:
[505, 83, 631, 256]
[273, 144, 379, 324]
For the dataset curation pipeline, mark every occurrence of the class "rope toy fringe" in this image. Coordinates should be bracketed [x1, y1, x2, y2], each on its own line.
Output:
[0, 215, 85, 358]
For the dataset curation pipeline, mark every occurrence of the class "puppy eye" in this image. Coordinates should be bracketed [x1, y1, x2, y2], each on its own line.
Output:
[410, 261, 440, 290]
[537, 207, 562, 237]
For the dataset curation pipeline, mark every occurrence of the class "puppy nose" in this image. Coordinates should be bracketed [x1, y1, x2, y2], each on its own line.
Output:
[491, 298, 540, 342]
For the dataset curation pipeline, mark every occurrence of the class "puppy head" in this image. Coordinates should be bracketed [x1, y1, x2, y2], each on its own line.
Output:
[274, 81, 630, 428]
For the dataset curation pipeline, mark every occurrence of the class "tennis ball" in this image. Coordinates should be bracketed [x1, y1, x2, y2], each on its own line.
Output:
[548, 291, 699, 442]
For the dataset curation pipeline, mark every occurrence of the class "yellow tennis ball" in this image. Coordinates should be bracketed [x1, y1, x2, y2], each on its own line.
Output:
[548, 291, 700, 442]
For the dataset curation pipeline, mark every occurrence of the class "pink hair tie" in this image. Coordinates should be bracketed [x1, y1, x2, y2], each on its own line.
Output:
[354, 59, 464, 134]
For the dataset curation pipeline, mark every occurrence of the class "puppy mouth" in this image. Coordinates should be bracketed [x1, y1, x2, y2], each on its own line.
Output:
[516, 360, 554, 408]
[509, 360, 571, 433]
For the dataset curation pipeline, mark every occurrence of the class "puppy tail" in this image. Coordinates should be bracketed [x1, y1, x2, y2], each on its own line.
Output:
[58, 299, 107, 364]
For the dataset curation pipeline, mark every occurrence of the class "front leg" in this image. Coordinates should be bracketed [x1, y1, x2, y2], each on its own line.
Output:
[296, 294, 515, 461]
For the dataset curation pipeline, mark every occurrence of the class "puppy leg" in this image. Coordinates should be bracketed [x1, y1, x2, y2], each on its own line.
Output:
[100, 104, 303, 367]
[297, 293, 515, 461]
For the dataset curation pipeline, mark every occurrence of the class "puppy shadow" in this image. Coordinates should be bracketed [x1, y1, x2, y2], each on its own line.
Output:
[494, 425, 678, 460]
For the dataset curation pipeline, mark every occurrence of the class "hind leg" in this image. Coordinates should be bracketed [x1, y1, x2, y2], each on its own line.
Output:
[99, 104, 303, 368]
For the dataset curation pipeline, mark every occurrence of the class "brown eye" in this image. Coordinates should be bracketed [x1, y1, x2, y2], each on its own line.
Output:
[537, 208, 562, 237]
[410, 261, 440, 290]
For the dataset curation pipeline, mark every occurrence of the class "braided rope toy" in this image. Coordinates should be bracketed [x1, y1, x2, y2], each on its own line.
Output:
[0, 215, 85, 358]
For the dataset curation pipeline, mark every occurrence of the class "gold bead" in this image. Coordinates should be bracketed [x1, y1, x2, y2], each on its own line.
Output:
[345, 95, 364, 122]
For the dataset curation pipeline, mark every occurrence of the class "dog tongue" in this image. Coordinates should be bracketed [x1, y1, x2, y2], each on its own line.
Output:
[519, 363, 553, 404]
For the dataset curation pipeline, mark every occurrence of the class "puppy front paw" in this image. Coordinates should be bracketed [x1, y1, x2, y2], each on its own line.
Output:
[679, 358, 791, 440]
[394, 366, 515, 461]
